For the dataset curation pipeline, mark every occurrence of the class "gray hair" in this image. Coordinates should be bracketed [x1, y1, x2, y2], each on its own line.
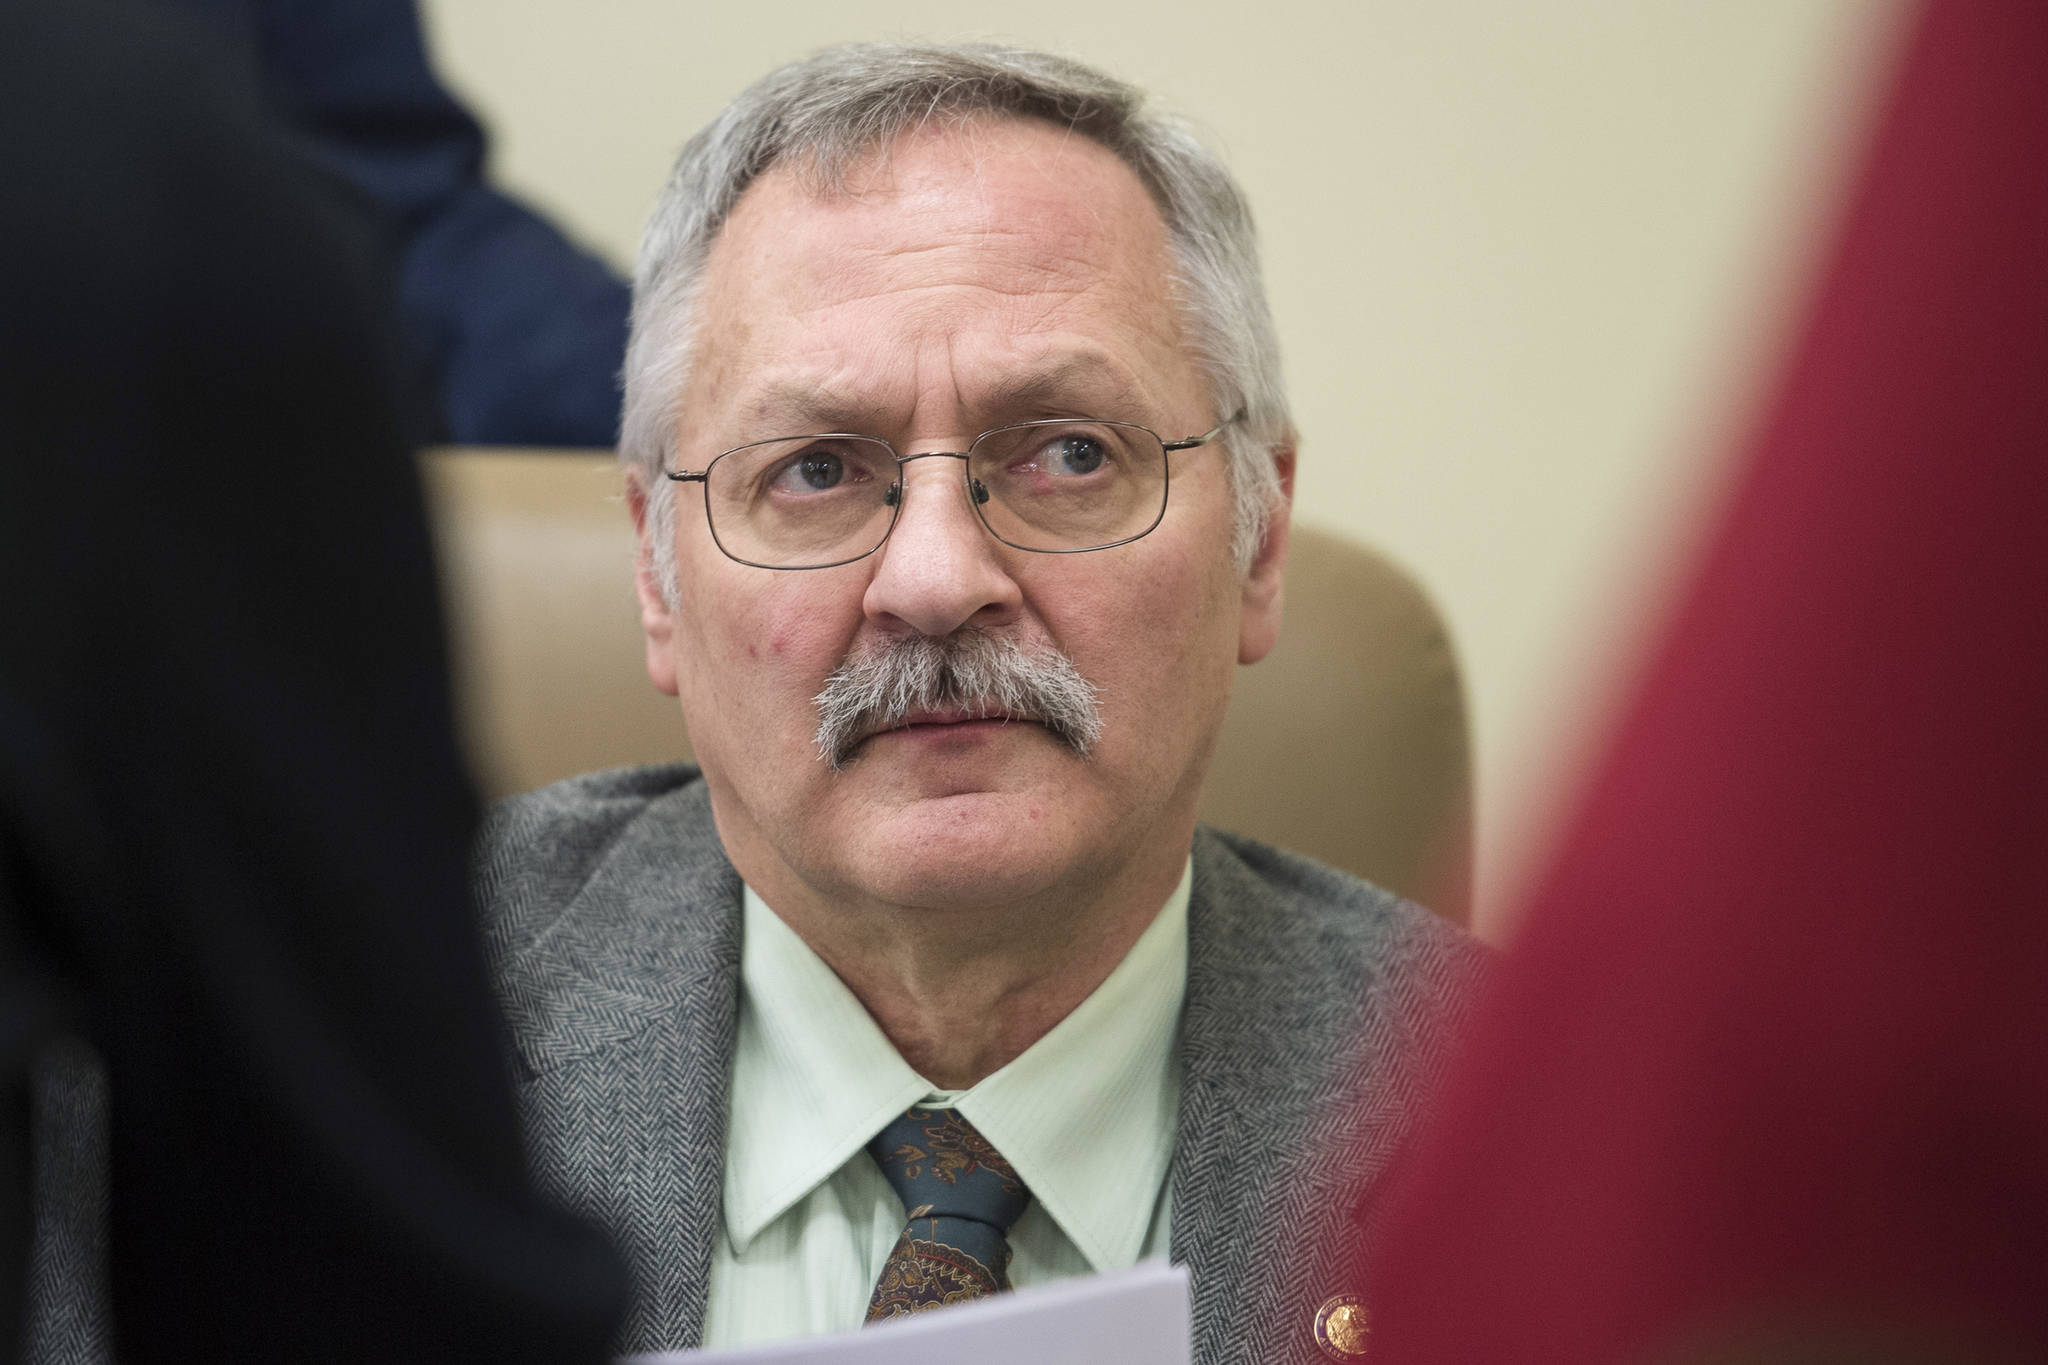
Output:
[621, 42, 1293, 598]
[812, 627, 1103, 769]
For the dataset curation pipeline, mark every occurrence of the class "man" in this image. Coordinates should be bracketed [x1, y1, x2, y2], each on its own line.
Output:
[479, 43, 1485, 1364]
[7, 0, 624, 1359]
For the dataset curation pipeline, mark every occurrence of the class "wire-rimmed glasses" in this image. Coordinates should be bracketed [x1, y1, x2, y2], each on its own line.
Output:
[664, 413, 1241, 570]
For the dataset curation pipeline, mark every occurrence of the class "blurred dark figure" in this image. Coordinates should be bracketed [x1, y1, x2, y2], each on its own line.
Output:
[1363, 2, 2048, 1361]
[165, 0, 633, 447]
[1, 0, 626, 1359]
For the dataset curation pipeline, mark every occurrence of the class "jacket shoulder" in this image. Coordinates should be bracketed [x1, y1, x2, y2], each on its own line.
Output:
[1195, 827, 1486, 965]
[1187, 826, 1492, 1072]
[472, 763, 711, 956]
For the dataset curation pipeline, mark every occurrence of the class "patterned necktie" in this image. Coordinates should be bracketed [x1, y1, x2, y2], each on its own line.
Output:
[863, 1106, 1033, 1322]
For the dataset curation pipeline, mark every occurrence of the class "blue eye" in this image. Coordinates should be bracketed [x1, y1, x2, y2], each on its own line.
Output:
[797, 452, 844, 489]
[761, 441, 886, 496]
[1049, 435, 1107, 475]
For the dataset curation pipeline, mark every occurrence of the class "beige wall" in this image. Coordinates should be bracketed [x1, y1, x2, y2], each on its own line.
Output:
[419, 0, 1905, 932]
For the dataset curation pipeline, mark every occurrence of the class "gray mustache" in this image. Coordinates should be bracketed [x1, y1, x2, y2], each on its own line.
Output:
[811, 629, 1104, 770]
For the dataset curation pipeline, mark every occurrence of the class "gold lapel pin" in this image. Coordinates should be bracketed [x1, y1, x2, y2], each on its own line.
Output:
[1313, 1293, 1370, 1360]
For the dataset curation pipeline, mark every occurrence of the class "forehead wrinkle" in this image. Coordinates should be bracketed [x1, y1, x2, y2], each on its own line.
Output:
[709, 125, 1171, 324]
[827, 233, 1104, 312]
[695, 122, 1202, 446]
[737, 376, 896, 438]
[973, 352, 1152, 421]
[733, 346, 1158, 444]
[821, 140, 1160, 293]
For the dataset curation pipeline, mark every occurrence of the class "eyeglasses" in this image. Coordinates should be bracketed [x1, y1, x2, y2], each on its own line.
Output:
[665, 412, 1241, 570]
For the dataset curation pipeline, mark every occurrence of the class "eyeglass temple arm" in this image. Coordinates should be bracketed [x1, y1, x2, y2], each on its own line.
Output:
[665, 469, 707, 482]
[1161, 407, 1247, 452]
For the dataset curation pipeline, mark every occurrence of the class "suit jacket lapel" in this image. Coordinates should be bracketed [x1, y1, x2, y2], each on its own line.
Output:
[488, 779, 741, 1352]
[1172, 830, 1388, 1365]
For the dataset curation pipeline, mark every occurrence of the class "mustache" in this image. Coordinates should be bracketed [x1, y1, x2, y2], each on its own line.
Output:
[811, 629, 1104, 771]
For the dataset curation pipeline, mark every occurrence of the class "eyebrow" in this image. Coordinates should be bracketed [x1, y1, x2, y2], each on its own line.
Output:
[979, 355, 1151, 420]
[732, 352, 1155, 440]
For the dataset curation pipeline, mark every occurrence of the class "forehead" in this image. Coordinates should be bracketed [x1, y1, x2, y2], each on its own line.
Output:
[689, 117, 1197, 435]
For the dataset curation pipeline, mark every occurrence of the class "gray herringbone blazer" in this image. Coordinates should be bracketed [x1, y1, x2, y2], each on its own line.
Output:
[478, 766, 1485, 1365]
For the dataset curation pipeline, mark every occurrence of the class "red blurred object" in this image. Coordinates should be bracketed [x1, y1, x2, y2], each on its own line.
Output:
[1364, 1, 2048, 1359]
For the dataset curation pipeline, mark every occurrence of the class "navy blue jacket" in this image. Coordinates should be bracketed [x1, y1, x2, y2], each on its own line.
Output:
[173, 0, 633, 446]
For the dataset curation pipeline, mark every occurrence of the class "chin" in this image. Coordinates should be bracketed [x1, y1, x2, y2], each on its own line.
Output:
[844, 792, 1104, 911]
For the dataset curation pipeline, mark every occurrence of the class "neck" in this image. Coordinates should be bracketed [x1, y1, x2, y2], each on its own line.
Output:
[746, 845, 1189, 1090]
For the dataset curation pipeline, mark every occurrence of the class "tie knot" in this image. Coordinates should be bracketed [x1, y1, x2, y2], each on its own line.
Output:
[867, 1106, 1031, 1231]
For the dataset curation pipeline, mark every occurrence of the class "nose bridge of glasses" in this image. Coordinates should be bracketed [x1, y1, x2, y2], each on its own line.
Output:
[894, 448, 973, 467]
[884, 448, 986, 510]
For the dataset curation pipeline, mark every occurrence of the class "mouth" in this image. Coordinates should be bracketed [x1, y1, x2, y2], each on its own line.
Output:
[890, 706, 1015, 727]
[868, 708, 1035, 739]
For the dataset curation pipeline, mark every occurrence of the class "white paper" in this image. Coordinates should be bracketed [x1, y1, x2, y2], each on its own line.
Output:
[620, 1260, 1192, 1365]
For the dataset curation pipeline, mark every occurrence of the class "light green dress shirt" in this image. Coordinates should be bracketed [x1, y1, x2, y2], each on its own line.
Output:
[700, 862, 1190, 1348]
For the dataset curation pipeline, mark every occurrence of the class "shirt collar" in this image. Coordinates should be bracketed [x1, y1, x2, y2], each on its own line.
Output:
[723, 863, 1190, 1271]
[722, 889, 928, 1253]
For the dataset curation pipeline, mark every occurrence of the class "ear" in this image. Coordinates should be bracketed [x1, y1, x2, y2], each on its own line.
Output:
[1238, 441, 1295, 666]
[625, 472, 681, 697]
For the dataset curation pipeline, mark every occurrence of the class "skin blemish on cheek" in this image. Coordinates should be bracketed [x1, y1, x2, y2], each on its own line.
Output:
[747, 644, 758, 659]
[771, 634, 790, 656]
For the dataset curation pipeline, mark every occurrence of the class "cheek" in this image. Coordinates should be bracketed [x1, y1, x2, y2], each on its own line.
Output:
[673, 566, 868, 733]
[1041, 553, 1238, 726]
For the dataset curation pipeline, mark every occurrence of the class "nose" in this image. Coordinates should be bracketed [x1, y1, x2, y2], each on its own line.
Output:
[862, 453, 1022, 638]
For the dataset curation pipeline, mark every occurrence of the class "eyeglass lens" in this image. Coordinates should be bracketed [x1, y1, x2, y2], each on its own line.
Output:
[702, 421, 1168, 568]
